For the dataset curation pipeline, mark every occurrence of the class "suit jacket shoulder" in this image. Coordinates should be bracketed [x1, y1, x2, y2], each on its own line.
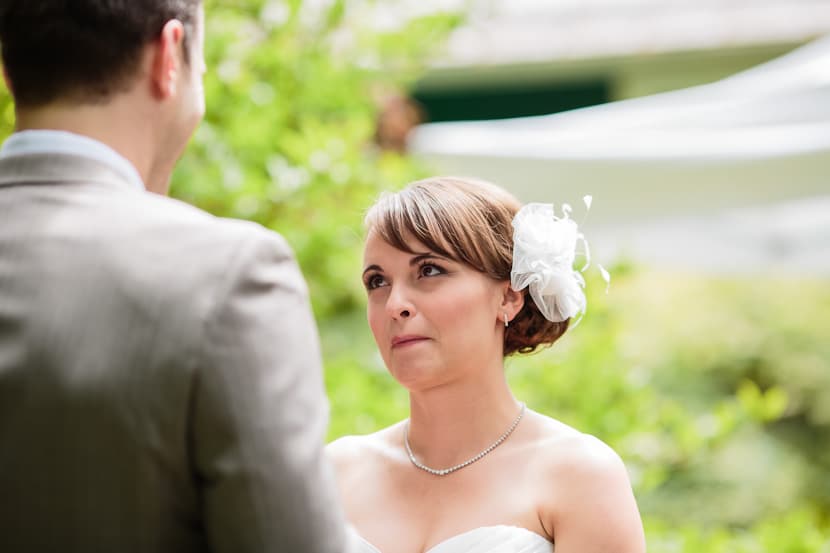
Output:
[0, 154, 348, 553]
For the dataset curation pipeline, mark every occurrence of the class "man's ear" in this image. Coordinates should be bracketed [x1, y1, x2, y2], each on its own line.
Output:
[150, 19, 185, 99]
[500, 282, 525, 323]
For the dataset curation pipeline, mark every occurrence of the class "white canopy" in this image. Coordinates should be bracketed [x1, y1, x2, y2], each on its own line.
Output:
[409, 35, 830, 226]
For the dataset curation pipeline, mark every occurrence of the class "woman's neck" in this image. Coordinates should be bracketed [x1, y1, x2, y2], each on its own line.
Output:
[405, 368, 522, 469]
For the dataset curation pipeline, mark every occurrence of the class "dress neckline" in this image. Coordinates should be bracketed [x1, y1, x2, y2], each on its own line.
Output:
[354, 524, 552, 553]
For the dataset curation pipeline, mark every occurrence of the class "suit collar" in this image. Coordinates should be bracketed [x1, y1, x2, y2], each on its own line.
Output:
[0, 152, 144, 192]
[1, 130, 145, 190]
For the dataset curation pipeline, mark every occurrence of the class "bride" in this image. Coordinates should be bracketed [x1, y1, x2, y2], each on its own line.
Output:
[327, 176, 645, 553]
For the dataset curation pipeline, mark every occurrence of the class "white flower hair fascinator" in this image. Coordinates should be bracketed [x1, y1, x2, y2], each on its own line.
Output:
[510, 196, 609, 324]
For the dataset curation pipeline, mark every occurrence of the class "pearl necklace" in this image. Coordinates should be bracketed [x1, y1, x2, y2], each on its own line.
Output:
[403, 403, 526, 476]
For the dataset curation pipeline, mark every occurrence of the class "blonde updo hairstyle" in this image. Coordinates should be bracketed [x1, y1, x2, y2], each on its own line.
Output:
[364, 176, 569, 355]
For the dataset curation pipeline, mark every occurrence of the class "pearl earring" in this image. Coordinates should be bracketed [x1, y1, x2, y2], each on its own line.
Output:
[504, 311, 509, 328]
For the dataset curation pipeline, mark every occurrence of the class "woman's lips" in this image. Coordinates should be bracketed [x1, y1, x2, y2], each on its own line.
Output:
[391, 335, 429, 348]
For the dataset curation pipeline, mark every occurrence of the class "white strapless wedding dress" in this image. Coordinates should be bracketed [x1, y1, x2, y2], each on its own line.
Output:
[351, 525, 554, 553]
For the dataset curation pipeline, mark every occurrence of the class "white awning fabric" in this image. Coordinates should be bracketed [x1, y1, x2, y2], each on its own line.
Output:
[409, 35, 830, 226]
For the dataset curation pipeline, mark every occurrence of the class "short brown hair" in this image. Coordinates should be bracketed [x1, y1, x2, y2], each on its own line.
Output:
[365, 176, 569, 356]
[0, 0, 202, 107]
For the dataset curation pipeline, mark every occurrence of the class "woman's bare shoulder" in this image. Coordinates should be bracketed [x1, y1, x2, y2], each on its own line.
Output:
[326, 422, 407, 475]
[525, 410, 624, 473]
[526, 411, 645, 551]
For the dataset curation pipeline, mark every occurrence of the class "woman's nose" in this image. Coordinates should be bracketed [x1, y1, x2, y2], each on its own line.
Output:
[385, 285, 415, 320]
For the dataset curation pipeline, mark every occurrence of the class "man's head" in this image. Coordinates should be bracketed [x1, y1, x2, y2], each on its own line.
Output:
[0, 1, 205, 194]
[0, 0, 202, 108]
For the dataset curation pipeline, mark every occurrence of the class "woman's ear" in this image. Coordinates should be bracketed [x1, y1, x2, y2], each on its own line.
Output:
[500, 283, 525, 323]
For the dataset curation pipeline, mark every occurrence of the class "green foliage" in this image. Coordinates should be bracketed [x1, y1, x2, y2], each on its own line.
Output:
[173, 0, 461, 319]
[645, 508, 830, 553]
[613, 274, 830, 528]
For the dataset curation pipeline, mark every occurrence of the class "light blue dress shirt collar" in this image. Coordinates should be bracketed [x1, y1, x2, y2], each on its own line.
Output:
[0, 129, 145, 190]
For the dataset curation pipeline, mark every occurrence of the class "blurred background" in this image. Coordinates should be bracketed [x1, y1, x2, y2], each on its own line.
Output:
[1, 0, 828, 550]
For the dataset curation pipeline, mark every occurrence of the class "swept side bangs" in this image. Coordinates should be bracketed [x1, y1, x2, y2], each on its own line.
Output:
[364, 177, 520, 280]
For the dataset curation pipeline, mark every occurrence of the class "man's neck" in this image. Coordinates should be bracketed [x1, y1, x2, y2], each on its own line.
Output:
[15, 99, 169, 194]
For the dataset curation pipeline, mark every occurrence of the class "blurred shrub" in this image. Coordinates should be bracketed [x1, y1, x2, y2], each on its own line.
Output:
[172, 0, 461, 319]
[645, 508, 830, 553]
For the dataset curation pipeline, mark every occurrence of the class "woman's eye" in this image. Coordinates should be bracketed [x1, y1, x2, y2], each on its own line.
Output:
[365, 274, 387, 289]
[419, 264, 444, 277]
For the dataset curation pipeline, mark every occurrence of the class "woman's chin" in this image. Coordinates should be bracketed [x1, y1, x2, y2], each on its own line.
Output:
[389, 363, 443, 392]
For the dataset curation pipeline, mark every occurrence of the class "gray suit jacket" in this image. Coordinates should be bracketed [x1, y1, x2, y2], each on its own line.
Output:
[0, 152, 349, 552]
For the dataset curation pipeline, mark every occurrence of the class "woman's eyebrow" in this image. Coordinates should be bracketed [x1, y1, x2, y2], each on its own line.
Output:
[362, 264, 382, 276]
[362, 253, 450, 275]
[409, 253, 449, 266]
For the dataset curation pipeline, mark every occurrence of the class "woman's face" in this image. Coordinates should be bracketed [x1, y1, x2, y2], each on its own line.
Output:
[362, 231, 508, 391]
